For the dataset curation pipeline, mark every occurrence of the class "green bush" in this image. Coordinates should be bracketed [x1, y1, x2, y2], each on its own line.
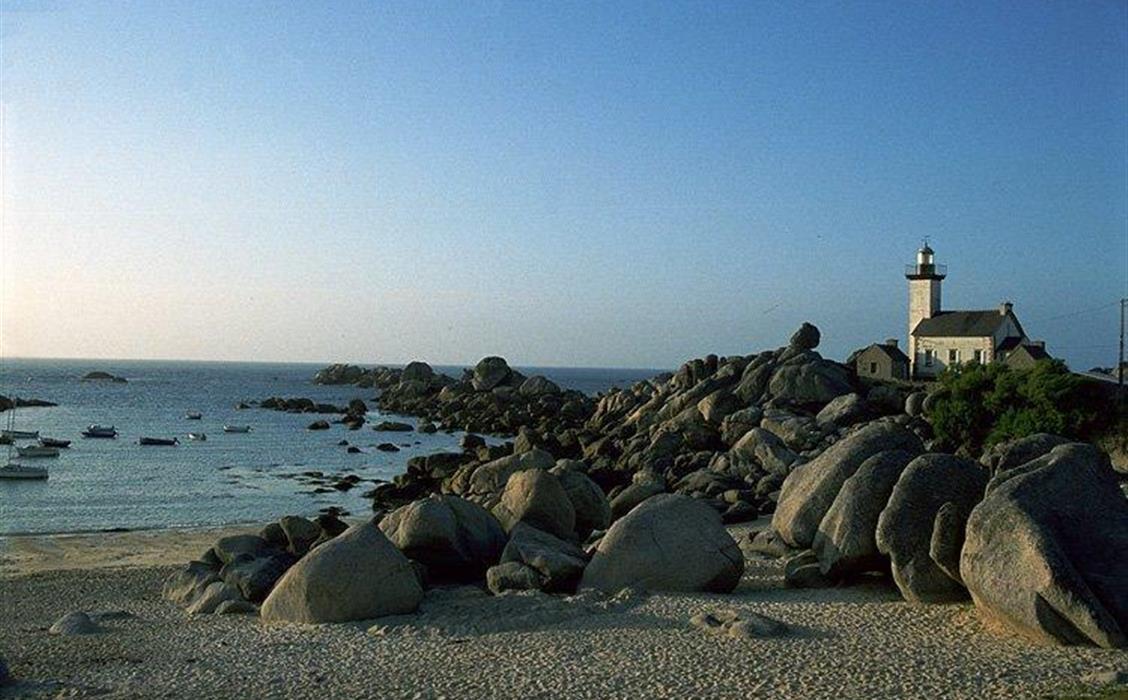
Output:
[925, 359, 1106, 455]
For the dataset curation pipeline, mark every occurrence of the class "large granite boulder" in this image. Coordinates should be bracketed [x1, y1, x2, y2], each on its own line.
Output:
[815, 393, 870, 428]
[498, 522, 589, 593]
[767, 357, 853, 406]
[472, 356, 513, 391]
[493, 469, 576, 540]
[519, 375, 561, 396]
[811, 450, 916, 578]
[549, 460, 611, 539]
[978, 433, 1071, 476]
[220, 551, 297, 602]
[961, 443, 1128, 648]
[261, 522, 422, 624]
[789, 322, 820, 351]
[379, 494, 507, 582]
[730, 428, 799, 476]
[580, 494, 744, 593]
[400, 361, 434, 383]
[875, 454, 988, 603]
[609, 471, 666, 521]
[772, 421, 923, 548]
[460, 448, 556, 497]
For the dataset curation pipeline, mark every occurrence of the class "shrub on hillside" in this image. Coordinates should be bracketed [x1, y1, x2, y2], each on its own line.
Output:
[925, 359, 1107, 455]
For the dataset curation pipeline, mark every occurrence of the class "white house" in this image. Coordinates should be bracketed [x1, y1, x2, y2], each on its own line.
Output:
[905, 244, 1045, 379]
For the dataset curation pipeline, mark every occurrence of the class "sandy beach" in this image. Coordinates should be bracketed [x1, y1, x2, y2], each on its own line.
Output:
[1, 520, 1124, 700]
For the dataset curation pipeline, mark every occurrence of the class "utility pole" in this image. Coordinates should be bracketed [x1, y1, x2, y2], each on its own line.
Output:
[1120, 298, 1126, 408]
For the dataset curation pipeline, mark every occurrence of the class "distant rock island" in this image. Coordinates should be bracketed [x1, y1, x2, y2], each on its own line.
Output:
[82, 371, 127, 383]
[0, 395, 57, 412]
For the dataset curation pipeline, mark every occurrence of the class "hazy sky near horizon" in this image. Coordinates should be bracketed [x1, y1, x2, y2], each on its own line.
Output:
[1, 1, 1125, 369]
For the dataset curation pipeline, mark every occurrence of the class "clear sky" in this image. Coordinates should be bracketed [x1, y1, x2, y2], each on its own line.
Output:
[1, 1, 1125, 369]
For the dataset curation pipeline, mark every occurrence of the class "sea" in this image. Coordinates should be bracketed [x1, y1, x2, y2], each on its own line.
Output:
[0, 359, 663, 535]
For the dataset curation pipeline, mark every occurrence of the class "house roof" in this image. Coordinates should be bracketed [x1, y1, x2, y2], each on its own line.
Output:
[862, 342, 910, 364]
[995, 336, 1023, 354]
[1013, 344, 1051, 361]
[912, 310, 1011, 338]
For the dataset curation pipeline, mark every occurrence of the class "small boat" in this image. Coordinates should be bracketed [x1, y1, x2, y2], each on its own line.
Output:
[39, 437, 72, 448]
[16, 445, 60, 458]
[139, 437, 179, 446]
[185, 411, 203, 420]
[187, 432, 207, 441]
[82, 425, 118, 438]
[223, 425, 252, 433]
[0, 463, 48, 480]
[1, 429, 39, 440]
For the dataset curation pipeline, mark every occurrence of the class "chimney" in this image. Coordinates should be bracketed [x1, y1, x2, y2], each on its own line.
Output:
[884, 338, 899, 348]
[999, 301, 1013, 316]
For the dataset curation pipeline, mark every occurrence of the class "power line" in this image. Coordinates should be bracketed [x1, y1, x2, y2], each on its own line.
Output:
[1026, 301, 1121, 325]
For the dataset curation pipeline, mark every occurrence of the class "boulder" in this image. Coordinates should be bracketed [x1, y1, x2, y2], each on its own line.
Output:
[187, 581, 244, 615]
[163, 561, 221, 606]
[815, 393, 870, 428]
[772, 421, 923, 548]
[929, 501, 967, 585]
[549, 461, 611, 539]
[463, 448, 555, 497]
[279, 515, 321, 557]
[486, 561, 543, 594]
[213, 535, 272, 565]
[472, 356, 512, 391]
[400, 361, 434, 383]
[730, 428, 799, 476]
[220, 552, 297, 602]
[961, 443, 1128, 648]
[783, 550, 831, 588]
[580, 494, 744, 593]
[49, 611, 102, 635]
[767, 358, 852, 406]
[789, 322, 821, 351]
[519, 375, 561, 396]
[494, 469, 576, 540]
[609, 473, 665, 522]
[373, 421, 413, 432]
[379, 494, 507, 583]
[215, 599, 259, 615]
[500, 522, 589, 593]
[904, 391, 926, 417]
[261, 522, 423, 624]
[811, 450, 916, 578]
[875, 453, 988, 603]
[978, 433, 1071, 476]
[307, 420, 330, 430]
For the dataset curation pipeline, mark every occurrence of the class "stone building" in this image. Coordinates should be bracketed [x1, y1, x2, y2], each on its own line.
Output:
[904, 244, 1049, 379]
[855, 340, 910, 381]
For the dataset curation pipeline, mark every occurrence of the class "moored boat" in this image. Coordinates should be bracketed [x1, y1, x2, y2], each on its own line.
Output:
[82, 425, 118, 438]
[0, 463, 48, 480]
[222, 425, 252, 433]
[139, 437, 179, 446]
[185, 411, 203, 420]
[1, 429, 39, 440]
[187, 432, 207, 441]
[16, 445, 60, 458]
[39, 437, 72, 448]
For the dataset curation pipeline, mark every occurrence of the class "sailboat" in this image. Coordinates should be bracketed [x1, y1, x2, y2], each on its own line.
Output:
[1, 398, 48, 480]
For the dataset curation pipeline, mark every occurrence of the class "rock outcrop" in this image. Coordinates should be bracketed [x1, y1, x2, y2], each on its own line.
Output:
[580, 494, 743, 593]
[261, 522, 423, 624]
[961, 443, 1128, 648]
[379, 494, 507, 583]
[875, 454, 988, 603]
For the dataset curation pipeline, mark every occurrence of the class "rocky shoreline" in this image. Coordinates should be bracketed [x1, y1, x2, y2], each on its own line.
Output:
[144, 323, 1128, 654]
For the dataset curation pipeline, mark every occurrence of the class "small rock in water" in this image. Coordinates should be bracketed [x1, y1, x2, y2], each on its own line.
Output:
[346, 446, 362, 454]
[337, 440, 349, 446]
[376, 443, 400, 452]
[50, 611, 102, 635]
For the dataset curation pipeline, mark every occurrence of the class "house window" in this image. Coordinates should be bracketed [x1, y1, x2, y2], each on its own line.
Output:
[869, 362, 877, 375]
[974, 350, 984, 364]
[948, 349, 959, 364]
[924, 350, 934, 366]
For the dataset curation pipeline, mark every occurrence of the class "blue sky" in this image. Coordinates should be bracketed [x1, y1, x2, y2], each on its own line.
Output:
[1, 1, 1125, 368]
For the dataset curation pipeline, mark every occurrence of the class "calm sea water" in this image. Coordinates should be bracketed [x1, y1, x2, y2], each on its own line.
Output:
[0, 359, 660, 535]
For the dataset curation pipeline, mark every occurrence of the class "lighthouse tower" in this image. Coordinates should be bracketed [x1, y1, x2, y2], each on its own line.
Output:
[905, 243, 946, 373]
